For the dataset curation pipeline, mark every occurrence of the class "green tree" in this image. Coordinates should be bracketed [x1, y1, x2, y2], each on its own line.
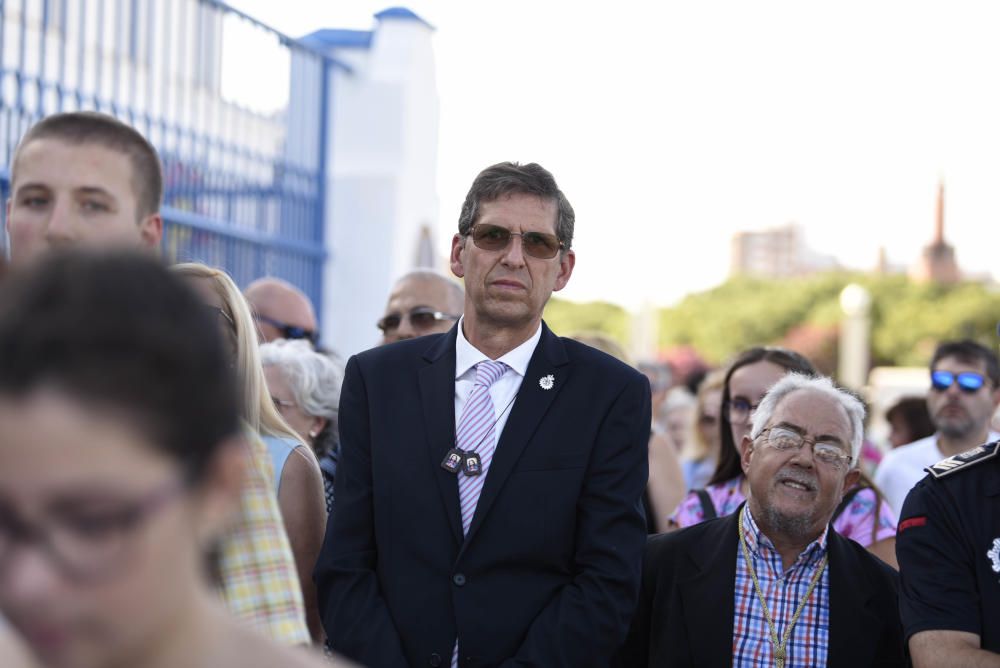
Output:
[543, 298, 630, 344]
[657, 273, 1000, 368]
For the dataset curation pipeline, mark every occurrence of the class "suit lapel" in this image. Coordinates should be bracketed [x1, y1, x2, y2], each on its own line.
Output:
[826, 530, 876, 665]
[462, 324, 570, 545]
[418, 328, 463, 544]
[678, 511, 740, 666]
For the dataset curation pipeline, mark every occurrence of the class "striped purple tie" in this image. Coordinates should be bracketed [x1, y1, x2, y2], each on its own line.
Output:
[456, 360, 507, 536]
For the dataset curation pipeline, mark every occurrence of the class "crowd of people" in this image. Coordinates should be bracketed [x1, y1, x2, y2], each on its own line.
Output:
[0, 110, 997, 668]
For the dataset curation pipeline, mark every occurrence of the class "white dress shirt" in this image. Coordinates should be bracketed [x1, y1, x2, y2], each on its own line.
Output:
[453, 317, 541, 450]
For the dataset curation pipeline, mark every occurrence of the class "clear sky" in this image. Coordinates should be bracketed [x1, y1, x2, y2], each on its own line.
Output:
[229, 0, 1000, 309]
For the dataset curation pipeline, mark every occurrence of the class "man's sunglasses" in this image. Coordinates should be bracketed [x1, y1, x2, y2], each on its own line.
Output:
[254, 314, 318, 344]
[469, 223, 564, 260]
[377, 308, 459, 333]
[931, 370, 988, 393]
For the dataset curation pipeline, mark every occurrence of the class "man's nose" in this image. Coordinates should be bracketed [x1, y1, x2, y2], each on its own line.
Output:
[44, 200, 77, 246]
[789, 442, 818, 467]
[393, 314, 417, 341]
[500, 234, 527, 267]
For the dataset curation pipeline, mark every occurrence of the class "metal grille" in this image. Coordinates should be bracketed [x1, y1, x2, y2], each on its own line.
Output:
[0, 0, 344, 317]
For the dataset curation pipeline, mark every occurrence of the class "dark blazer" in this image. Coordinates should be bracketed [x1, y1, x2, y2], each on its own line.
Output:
[315, 322, 651, 668]
[618, 507, 906, 667]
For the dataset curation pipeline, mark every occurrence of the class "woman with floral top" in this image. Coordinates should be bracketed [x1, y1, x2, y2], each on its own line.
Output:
[667, 346, 898, 567]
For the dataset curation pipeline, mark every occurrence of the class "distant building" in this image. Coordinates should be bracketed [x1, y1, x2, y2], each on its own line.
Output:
[730, 223, 839, 278]
[910, 180, 960, 284]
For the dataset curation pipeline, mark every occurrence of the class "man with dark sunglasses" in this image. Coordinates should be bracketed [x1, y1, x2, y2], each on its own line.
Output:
[377, 270, 463, 345]
[245, 277, 320, 345]
[317, 162, 650, 668]
[875, 339, 1000, 512]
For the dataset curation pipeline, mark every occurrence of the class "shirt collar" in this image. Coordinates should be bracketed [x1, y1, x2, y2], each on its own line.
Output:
[455, 316, 541, 380]
[742, 503, 829, 565]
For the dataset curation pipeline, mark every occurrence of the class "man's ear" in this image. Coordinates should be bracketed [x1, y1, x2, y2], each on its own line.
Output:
[739, 434, 754, 475]
[139, 212, 163, 250]
[450, 234, 466, 279]
[552, 249, 576, 292]
[842, 467, 862, 495]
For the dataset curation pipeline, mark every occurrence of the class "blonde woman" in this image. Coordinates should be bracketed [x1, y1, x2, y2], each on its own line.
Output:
[173, 263, 327, 644]
[680, 369, 726, 490]
[571, 333, 686, 532]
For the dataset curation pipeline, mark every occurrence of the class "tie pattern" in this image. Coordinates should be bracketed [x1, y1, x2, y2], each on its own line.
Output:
[456, 360, 507, 536]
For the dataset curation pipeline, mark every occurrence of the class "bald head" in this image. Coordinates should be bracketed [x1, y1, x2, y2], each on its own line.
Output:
[380, 270, 464, 345]
[244, 277, 317, 343]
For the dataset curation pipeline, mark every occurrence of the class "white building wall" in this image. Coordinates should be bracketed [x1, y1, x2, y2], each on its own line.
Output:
[316, 13, 439, 357]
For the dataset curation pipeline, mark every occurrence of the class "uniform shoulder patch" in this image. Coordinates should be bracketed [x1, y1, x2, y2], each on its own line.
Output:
[927, 440, 1000, 479]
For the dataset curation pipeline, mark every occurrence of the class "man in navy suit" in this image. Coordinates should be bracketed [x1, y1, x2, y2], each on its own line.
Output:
[315, 162, 651, 667]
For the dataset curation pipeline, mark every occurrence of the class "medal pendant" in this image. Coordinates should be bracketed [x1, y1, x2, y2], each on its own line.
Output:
[463, 451, 483, 476]
[441, 448, 465, 473]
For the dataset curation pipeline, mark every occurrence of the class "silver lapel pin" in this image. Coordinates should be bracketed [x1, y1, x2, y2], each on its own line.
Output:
[539, 374, 554, 390]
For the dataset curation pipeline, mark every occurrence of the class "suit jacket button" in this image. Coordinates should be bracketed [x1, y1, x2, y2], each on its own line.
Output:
[429, 653, 442, 667]
[452, 573, 466, 586]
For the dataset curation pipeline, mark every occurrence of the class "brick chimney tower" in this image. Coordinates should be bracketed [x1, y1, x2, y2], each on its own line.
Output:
[911, 179, 960, 283]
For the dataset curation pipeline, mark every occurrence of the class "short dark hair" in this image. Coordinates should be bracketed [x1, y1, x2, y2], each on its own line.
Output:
[0, 250, 240, 481]
[12, 111, 164, 220]
[708, 346, 817, 486]
[930, 339, 1000, 387]
[457, 162, 575, 250]
[886, 396, 935, 443]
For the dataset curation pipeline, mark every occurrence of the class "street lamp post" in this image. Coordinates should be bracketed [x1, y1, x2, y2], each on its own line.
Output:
[839, 283, 872, 390]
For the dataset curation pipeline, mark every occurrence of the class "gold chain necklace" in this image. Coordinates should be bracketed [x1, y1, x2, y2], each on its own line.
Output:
[737, 506, 828, 668]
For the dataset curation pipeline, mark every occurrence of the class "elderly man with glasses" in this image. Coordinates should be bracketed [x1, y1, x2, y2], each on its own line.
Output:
[377, 269, 463, 345]
[875, 339, 1000, 513]
[620, 373, 905, 667]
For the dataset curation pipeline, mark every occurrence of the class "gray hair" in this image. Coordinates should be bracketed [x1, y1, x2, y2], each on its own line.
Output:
[457, 162, 575, 250]
[260, 339, 344, 455]
[749, 373, 865, 466]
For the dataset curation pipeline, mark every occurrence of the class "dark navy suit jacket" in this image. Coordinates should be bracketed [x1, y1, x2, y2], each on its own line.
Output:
[315, 322, 650, 668]
[618, 507, 907, 667]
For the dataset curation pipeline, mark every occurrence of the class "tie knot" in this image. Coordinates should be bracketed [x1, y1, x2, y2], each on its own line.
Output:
[475, 360, 507, 388]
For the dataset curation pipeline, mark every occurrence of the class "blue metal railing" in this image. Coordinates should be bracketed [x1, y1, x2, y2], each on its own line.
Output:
[0, 0, 345, 318]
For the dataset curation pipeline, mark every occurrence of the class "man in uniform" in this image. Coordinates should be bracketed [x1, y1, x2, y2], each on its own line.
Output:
[897, 424, 1000, 664]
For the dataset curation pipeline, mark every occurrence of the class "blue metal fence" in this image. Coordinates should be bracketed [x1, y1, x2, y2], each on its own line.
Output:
[0, 0, 344, 318]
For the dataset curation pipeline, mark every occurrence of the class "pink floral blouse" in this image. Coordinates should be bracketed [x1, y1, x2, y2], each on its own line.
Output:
[668, 475, 897, 546]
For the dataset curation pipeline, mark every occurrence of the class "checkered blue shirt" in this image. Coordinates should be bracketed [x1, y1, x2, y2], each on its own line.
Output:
[733, 507, 830, 667]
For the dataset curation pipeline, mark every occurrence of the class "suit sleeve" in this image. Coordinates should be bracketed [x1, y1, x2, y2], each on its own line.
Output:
[500, 372, 651, 668]
[615, 535, 663, 668]
[313, 355, 409, 667]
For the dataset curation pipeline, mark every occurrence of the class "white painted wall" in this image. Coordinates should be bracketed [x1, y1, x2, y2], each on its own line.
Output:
[312, 12, 440, 357]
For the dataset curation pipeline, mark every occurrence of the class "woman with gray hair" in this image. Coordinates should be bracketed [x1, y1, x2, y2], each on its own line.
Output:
[261, 339, 344, 514]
